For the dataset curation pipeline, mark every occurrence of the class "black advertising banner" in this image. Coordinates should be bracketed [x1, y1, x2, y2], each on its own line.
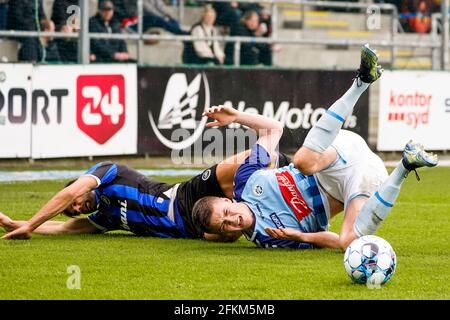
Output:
[138, 67, 369, 158]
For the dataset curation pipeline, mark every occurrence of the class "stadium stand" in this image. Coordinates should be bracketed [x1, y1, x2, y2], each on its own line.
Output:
[0, 0, 444, 69]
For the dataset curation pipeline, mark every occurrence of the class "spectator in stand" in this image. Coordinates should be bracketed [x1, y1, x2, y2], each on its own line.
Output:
[51, 0, 79, 31]
[239, 3, 265, 15]
[56, 24, 78, 63]
[409, 0, 432, 33]
[111, 0, 138, 30]
[141, 0, 188, 34]
[210, 1, 241, 31]
[0, 0, 8, 31]
[231, 10, 272, 66]
[51, 0, 79, 63]
[110, 0, 188, 35]
[238, 3, 272, 38]
[210, 1, 267, 31]
[8, 0, 46, 32]
[39, 19, 61, 62]
[13, 19, 61, 63]
[183, 6, 225, 65]
[7, 0, 49, 62]
[398, 0, 439, 33]
[89, 1, 132, 63]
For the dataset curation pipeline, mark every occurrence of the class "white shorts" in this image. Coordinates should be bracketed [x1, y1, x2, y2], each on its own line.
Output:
[315, 130, 388, 209]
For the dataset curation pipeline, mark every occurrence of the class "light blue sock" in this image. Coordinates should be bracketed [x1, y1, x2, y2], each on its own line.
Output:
[303, 80, 370, 153]
[354, 161, 408, 237]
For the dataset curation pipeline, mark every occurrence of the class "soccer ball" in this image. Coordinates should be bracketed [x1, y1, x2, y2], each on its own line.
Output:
[343, 235, 396, 285]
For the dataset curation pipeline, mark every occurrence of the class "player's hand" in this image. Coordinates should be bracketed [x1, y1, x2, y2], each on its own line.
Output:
[265, 227, 303, 241]
[203, 105, 239, 127]
[2, 225, 33, 240]
[0, 212, 15, 232]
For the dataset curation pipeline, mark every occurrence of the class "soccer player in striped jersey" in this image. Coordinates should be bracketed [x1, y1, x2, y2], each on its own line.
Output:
[192, 45, 438, 250]
[0, 152, 290, 241]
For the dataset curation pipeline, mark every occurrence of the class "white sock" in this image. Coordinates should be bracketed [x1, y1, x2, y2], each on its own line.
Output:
[354, 161, 408, 237]
[303, 80, 370, 153]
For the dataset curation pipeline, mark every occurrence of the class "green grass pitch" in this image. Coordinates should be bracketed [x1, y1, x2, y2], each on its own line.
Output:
[0, 168, 449, 300]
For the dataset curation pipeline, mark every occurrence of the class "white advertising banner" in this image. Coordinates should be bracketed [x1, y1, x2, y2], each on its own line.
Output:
[378, 70, 450, 151]
[0, 64, 33, 158]
[31, 64, 137, 158]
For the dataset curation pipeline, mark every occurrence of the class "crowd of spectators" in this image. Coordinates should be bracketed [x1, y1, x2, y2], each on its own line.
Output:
[183, 3, 274, 66]
[0, 0, 445, 65]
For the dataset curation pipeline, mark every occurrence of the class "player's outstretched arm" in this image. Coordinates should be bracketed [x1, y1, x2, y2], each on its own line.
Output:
[1, 212, 64, 232]
[0, 213, 99, 235]
[265, 227, 340, 249]
[33, 218, 100, 235]
[203, 105, 283, 157]
[2, 176, 98, 240]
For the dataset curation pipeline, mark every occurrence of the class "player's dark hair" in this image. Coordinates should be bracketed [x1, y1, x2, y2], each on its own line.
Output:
[61, 179, 80, 218]
[192, 196, 218, 234]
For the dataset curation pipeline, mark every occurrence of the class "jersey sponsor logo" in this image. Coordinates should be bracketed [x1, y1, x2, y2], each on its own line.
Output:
[269, 213, 285, 229]
[275, 171, 312, 222]
[148, 73, 210, 150]
[202, 169, 211, 181]
[254, 203, 265, 220]
[253, 185, 263, 196]
[100, 195, 110, 206]
[77, 75, 126, 144]
[119, 199, 130, 230]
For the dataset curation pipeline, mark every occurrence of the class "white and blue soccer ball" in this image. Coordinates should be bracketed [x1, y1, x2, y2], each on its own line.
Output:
[344, 235, 396, 285]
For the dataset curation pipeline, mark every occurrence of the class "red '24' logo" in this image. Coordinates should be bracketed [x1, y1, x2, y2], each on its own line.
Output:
[77, 75, 125, 144]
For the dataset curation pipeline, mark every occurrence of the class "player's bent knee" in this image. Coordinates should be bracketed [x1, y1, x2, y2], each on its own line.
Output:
[294, 149, 318, 176]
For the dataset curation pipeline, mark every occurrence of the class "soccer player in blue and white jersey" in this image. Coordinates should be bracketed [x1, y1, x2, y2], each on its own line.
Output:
[192, 45, 438, 250]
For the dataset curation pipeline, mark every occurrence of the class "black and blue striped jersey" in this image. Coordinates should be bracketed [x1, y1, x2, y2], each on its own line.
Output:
[85, 161, 225, 238]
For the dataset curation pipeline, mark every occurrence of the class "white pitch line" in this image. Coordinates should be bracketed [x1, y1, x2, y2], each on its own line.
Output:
[0, 169, 203, 182]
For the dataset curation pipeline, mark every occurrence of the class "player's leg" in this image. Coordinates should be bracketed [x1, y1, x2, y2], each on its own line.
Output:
[336, 142, 439, 250]
[294, 45, 382, 175]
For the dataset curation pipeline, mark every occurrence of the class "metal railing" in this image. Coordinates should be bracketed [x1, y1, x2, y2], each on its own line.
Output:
[0, 0, 447, 70]
[431, 10, 450, 70]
